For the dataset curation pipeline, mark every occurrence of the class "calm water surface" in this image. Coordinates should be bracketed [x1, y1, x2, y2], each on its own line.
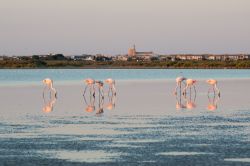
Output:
[0, 69, 250, 85]
[0, 69, 250, 165]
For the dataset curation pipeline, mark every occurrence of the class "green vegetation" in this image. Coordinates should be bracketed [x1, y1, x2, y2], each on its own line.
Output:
[1, 59, 250, 69]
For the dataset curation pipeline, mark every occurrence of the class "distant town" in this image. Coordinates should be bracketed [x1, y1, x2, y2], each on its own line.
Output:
[1, 45, 250, 68]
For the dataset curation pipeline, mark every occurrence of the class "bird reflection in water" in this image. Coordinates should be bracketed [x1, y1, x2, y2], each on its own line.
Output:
[185, 93, 197, 110]
[175, 88, 196, 110]
[83, 94, 95, 113]
[175, 95, 186, 110]
[106, 94, 116, 111]
[174, 84, 186, 110]
[207, 94, 220, 111]
[174, 78, 197, 110]
[96, 94, 104, 116]
[42, 94, 57, 113]
[83, 91, 117, 115]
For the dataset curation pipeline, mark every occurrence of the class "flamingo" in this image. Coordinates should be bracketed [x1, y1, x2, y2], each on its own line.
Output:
[83, 78, 96, 97]
[174, 76, 186, 95]
[95, 80, 104, 98]
[42, 78, 57, 98]
[206, 79, 220, 97]
[105, 78, 116, 96]
[183, 79, 197, 95]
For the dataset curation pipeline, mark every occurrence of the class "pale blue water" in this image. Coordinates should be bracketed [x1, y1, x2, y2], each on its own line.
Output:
[0, 69, 249, 85]
[1, 69, 250, 165]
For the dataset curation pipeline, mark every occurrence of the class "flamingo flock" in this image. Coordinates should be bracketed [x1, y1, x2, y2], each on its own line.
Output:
[174, 76, 221, 111]
[174, 76, 220, 97]
[41, 75, 221, 113]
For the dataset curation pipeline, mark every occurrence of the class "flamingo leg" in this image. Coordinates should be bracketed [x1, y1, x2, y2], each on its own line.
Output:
[101, 88, 104, 99]
[92, 84, 95, 97]
[112, 84, 116, 96]
[213, 86, 216, 95]
[193, 85, 196, 95]
[108, 86, 111, 96]
[83, 85, 88, 96]
[183, 85, 188, 96]
[90, 85, 92, 96]
[174, 83, 179, 95]
[208, 86, 211, 95]
[215, 84, 220, 97]
[49, 88, 52, 99]
[43, 86, 47, 99]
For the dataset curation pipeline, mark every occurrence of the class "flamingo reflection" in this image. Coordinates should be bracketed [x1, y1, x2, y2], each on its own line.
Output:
[184, 89, 197, 110]
[175, 95, 186, 110]
[207, 94, 220, 111]
[42, 94, 57, 113]
[96, 94, 104, 116]
[106, 94, 116, 111]
[83, 94, 95, 113]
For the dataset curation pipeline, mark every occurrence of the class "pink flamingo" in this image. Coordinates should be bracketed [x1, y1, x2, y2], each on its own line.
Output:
[105, 78, 116, 96]
[95, 80, 104, 98]
[83, 78, 96, 97]
[206, 79, 220, 97]
[174, 76, 186, 95]
[42, 78, 57, 98]
[183, 79, 197, 95]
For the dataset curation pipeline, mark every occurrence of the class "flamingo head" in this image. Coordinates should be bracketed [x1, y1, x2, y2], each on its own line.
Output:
[43, 78, 52, 85]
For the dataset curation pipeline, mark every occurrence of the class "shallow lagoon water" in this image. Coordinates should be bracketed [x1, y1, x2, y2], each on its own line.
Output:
[0, 69, 250, 165]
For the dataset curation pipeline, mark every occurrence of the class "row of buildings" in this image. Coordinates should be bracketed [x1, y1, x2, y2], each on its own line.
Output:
[116, 45, 250, 61]
[1, 46, 250, 62]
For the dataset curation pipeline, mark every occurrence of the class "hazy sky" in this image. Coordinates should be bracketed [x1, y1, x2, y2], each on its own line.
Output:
[0, 0, 250, 55]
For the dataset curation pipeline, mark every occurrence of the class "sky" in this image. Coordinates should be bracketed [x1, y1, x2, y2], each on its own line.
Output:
[0, 0, 250, 55]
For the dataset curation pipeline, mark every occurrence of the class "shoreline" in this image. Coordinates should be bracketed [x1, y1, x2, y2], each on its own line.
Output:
[1, 67, 250, 69]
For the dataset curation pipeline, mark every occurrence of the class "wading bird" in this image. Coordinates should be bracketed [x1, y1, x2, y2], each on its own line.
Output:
[42, 78, 57, 98]
[174, 76, 186, 95]
[95, 80, 104, 98]
[206, 79, 220, 97]
[83, 78, 96, 97]
[183, 79, 197, 95]
[105, 78, 116, 96]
